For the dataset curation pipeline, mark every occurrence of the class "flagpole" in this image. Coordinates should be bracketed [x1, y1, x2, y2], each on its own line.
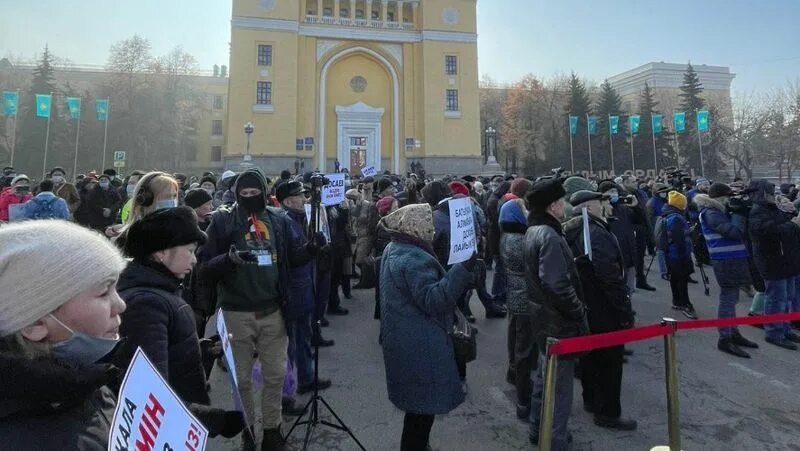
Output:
[73, 106, 81, 179]
[10, 90, 19, 167]
[609, 114, 616, 175]
[696, 109, 705, 177]
[101, 97, 110, 170]
[42, 92, 53, 179]
[673, 110, 680, 167]
[568, 117, 575, 173]
[631, 126, 636, 173]
[652, 116, 658, 175]
[586, 114, 593, 174]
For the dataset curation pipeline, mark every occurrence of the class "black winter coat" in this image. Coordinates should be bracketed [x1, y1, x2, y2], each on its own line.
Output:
[564, 214, 634, 333]
[486, 182, 511, 259]
[117, 260, 210, 405]
[608, 203, 637, 269]
[748, 201, 800, 281]
[0, 351, 119, 450]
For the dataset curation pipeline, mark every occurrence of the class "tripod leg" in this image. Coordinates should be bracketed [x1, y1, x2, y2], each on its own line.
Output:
[317, 396, 367, 451]
[285, 395, 316, 438]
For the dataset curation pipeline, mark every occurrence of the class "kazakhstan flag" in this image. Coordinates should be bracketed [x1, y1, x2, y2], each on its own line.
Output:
[588, 116, 598, 135]
[652, 114, 663, 134]
[630, 115, 641, 134]
[697, 110, 709, 131]
[569, 115, 578, 136]
[674, 112, 686, 133]
[2, 91, 18, 117]
[66, 97, 81, 120]
[609, 115, 620, 135]
[96, 99, 109, 121]
[36, 94, 52, 118]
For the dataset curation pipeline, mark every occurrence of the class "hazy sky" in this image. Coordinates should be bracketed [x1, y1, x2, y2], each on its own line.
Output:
[2, 0, 798, 95]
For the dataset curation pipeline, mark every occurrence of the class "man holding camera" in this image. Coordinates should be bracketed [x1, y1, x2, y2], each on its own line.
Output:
[198, 168, 316, 450]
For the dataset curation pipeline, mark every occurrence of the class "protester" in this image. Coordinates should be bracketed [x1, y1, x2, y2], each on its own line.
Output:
[108, 171, 179, 243]
[0, 174, 32, 222]
[214, 170, 238, 208]
[564, 190, 637, 431]
[185, 187, 214, 231]
[486, 179, 512, 302]
[352, 176, 376, 289]
[647, 183, 672, 280]
[200, 175, 217, 197]
[659, 191, 698, 319]
[378, 203, 476, 451]
[20, 179, 70, 220]
[599, 180, 638, 295]
[696, 184, 760, 358]
[49, 166, 81, 214]
[118, 170, 146, 223]
[748, 180, 800, 350]
[619, 175, 657, 291]
[373, 195, 398, 320]
[117, 206, 211, 404]
[525, 178, 589, 449]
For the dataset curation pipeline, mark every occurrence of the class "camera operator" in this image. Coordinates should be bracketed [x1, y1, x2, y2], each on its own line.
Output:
[726, 190, 768, 320]
[619, 175, 657, 291]
[598, 181, 638, 296]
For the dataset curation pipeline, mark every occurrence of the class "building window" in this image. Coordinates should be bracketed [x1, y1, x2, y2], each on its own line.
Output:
[323, 7, 332, 17]
[257, 45, 272, 66]
[446, 89, 459, 111]
[340, 8, 348, 17]
[212, 120, 223, 136]
[257, 81, 272, 105]
[355, 9, 364, 19]
[445, 55, 458, 75]
[371, 10, 379, 20]
[211, 146, 222, 162]
[212, 95, 223, 110]
[387, 12, 395, 21]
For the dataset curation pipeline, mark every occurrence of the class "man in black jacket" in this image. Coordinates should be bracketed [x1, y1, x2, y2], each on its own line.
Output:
[197, 169, 316, 451]
[524, 178, 589, 449]
[621, 175, 657, 291]
[564, 190, 637, 431]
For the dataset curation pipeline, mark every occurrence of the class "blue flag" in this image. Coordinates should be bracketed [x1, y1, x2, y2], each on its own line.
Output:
[652, 114, 663, 134]
[36, 94, 52, 118]
[569, 115, 578, 136]
[674, 112, 686, 133]
[609, 115, 620, 135]
[2, 91, 18, 117]
[697, 110, 709, 131]
[588, 116, 598, 135]
[630, 115, 641, 134]
[66, 97, 81, 120]
[96, 99, 109, 122]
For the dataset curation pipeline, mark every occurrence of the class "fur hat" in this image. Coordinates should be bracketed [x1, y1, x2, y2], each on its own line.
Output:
[0, 221, 126, 337]
[184, 188, 213, 209]
[708, 182, 733, 199]
[668, 191, 687, 210]
[124, 207, 207, 260]
[376, 177, 393, 194]
[199, 175, 217, 188]
[527, 178, 566, 212]
[509, 178, 533, 198]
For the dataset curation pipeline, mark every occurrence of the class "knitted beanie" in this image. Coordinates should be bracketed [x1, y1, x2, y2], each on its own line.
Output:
[509, 178, 533, 199]
[0, 221, 126, 337]
[449, 181, 470, 197]
[668, 191, 687, 210]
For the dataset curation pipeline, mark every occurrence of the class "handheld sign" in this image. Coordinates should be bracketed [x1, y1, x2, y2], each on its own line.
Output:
[109, 347, 209, 451]
[360, 165, 377, 178]
[447, 197, 477, 265]
[216, 310, 252, 433]
[321, 173, 346, 206]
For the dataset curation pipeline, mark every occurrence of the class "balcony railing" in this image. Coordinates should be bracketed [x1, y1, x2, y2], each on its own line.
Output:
[305, 14, 414, 30]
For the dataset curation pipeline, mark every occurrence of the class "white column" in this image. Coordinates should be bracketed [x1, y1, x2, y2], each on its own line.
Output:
[411, 1, 418, 28]
[350, 0, 356, 19]
[381, 0, 388, 24]
[366, 0, 373, 24]
[397, 1, 404, 24]
[317, 0, 323, 19]
[334, 0, 340, 18]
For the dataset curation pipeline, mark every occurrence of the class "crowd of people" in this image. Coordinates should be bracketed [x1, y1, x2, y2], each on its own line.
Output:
[2, 162, 800, 451]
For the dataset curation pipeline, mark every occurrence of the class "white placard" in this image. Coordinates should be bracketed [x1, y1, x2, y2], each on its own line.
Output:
[304, 204, 331, 244]
[109, 347, 209, 451]
[321, 173, 346, 206]
[216, 310, 251, 430]
[360, 165, 377, 178]
[447, 197, 477, 265]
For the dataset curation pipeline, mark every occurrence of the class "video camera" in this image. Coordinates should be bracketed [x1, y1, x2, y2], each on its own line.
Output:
[310, 174, 330, 189]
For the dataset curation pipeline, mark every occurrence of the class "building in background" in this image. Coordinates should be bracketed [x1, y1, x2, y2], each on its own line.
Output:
[608, 62, 735, 123]
[225, 0, 482, 175]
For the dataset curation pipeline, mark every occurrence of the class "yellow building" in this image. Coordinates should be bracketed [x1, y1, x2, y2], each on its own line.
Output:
[225, 0, 482, 175]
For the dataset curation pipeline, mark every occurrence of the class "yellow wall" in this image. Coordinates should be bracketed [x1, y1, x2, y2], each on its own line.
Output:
[232, 0, 300, 20]
[421, 0, 478, 33]
[193, 79, 228, 168]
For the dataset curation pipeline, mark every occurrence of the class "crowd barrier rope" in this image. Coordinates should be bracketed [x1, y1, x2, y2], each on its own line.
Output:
[537, 312, 800, 451]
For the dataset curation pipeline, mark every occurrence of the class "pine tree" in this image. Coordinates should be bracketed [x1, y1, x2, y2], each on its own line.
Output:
[677, 63, 705, 172]
[17, 45, 60, 176]
[636, 82, 674, 174]
[594, 80, 625, 174]
[564, 72, 592, 173]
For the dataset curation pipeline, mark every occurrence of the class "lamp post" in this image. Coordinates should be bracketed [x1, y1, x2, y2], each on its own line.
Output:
[244, 122, 254, 163]
[484, 126, 502, 174]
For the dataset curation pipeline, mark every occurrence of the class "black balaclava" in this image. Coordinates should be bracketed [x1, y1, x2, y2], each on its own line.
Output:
[237, 172, 266, 213]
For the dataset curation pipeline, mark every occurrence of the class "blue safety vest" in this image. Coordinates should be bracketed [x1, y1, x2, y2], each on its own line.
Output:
[699, 208, 748, 261]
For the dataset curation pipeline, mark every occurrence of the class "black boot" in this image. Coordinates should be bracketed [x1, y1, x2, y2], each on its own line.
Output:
[594, 415, 638, 431]
[718, 338, 750, 358]
[732, 332, 759, 348]
[636, 276, 657, 291]
[261, 427, 286, 451]
[485, 302, 507, 318]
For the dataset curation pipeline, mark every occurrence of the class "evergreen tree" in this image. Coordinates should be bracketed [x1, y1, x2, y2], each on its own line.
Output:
[636, 82, 675, 174]
[594, 80, 625, 174]
[17, 45, 59, 176]
[564, 72, 592, 173]
[677, 63, 706, 171]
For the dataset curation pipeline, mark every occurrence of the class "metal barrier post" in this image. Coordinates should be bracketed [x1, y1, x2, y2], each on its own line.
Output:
[538, 337, 559, 451]
[662, 318, 681, 451]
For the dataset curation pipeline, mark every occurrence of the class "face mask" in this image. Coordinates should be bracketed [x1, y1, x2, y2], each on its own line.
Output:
[49, 314, 119, 366]
[99, 181, 110, 189]
[156, 199, 178, 210]
[126, 184, 136, 196]
[52, 175, 65, 184]
[15, 186, 30, 194]
[239, 195, 265, 213]
[609, 194, 620, 204]
[659, 193, 667, 200]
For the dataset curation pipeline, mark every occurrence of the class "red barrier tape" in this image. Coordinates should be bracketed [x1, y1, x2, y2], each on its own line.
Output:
[547, 312, 800, 356]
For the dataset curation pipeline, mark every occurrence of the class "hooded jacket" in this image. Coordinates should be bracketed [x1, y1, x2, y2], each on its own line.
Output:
[499, 202, 530, 315]
[0, 186, 32, 221]
[748, 185, 800, 281]
[20, 191, 70, 220]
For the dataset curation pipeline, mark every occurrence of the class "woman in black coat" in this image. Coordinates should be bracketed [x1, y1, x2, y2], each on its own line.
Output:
[117, 206, 211, 405]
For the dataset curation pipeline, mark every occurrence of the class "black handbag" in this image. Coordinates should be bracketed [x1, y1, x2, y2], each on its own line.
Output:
[452, 309, 477, 364]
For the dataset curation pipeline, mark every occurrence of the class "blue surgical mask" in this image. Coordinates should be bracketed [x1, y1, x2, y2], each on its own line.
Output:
[49, 314, 119, 366]
[609, 194, 620, 204]
[156, 199, 177, 210]
[99, 181, 110, 189]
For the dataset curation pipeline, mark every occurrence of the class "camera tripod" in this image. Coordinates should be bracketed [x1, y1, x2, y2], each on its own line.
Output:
[284, 180, 365, 451]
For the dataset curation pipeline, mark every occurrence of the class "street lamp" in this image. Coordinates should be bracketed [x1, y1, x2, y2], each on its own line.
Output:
[243, 122, 254, 162]
[484, 126, 502, 173]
